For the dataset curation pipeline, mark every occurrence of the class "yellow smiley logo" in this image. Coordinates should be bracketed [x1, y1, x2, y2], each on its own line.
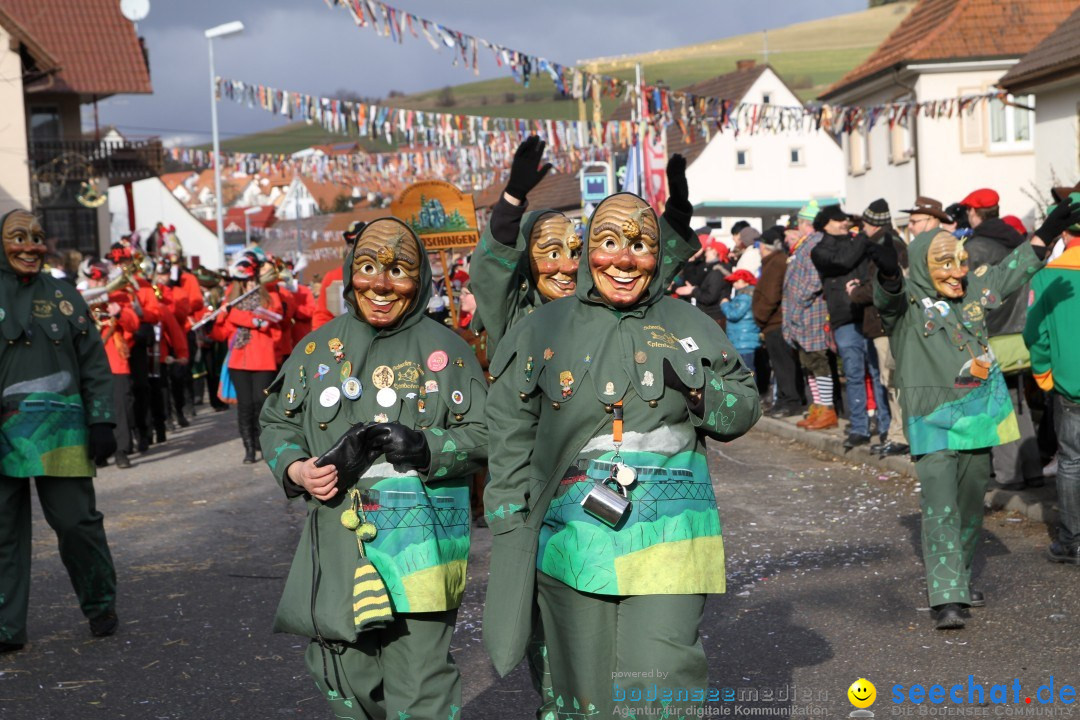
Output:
[848, 678, 876, 708]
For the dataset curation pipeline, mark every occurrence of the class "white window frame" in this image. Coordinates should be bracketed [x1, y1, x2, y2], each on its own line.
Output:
[988, 93, 1034, 153]
[735, 148, 751, 170]
[848, 126, 870, 176]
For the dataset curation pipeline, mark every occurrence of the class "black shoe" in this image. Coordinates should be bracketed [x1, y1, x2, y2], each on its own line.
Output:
[1046, 541, 1080, 565]
[115, 452, 131, 469]
[213, 404, 229, 412]
[1024, 476, 1045, 489]
[879, 441, 910, 457]
[136, 435, 150, 453]
[95, 457, 109, 468]
[0, 642, 25, 654]
[155, 428, 167, 444]
[843, 433, 871, 451]
[767, 402, 801, 419]
[969, 588, 985, 608]
[933, 604, 965, 630]
[89, 610, 119, 637]
[177, 412, 190, 428]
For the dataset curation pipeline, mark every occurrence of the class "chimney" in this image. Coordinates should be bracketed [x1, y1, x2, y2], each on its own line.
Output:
[736, 59, 756, 72]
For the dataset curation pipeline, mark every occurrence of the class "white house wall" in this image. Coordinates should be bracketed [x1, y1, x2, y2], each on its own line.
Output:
[915, 70, 1036, 224]
[838, 84, 918, 222]
[1030, 82, 1079, 197]
[108, 177, 225, 269]
[686, 69, 845, 233]
[0, 26, 31, 214]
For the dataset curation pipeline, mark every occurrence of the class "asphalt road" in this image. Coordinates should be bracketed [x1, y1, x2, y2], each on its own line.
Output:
[1, 407, 1076, 719]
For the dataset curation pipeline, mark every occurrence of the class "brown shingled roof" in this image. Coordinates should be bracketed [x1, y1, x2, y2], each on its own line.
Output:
[5, 0, 152, 97]
[821, 0, 1079, 100]
[609, 63, 768, 165]
[998, 4, 1080, 91]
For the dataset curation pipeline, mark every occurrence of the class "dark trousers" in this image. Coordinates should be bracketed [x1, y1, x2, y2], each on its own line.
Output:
[111, 373, 134, 455]
[204, 341, 228, 409]
[764, 329, 803, 406]
[0, 476, 117, 644]
[232, 369, 275, 448]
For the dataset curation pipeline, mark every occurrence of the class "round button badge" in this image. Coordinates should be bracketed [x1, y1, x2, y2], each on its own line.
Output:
[319, 386, 341, 407]
[427, 350, 449, 372]
[376, 387, 398, 408]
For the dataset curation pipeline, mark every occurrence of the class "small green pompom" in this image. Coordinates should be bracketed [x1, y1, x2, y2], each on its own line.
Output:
[357, 522, 377, 542]
[340, 509, 360, 530]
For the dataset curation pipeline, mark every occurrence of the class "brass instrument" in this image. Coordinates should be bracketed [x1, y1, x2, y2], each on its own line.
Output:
[81, 266, 139, 331]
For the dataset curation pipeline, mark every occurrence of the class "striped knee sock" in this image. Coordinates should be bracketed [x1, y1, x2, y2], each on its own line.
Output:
[807, 376, 821, 405]
[815, 376, 834, 407]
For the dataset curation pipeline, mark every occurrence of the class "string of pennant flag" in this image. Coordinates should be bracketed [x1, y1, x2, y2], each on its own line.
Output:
[319, 0, 1010, 137]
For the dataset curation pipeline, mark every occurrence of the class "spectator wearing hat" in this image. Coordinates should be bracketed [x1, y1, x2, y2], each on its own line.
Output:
[721, 269, 761, 373]
[674, 243, 733, 324]
[904, 197, 952, 239]
[1024, 193, 1080, 565]
[735, 226, 763, 276]
[783, 201, 837, 431]
[754, 227, 803, 417]
[811, 204, 892, 450]
[962, 188, 1043, 490]
[848, 200, 909, 456]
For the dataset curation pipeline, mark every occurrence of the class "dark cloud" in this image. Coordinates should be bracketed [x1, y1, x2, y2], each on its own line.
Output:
[93, 0, 866, 146]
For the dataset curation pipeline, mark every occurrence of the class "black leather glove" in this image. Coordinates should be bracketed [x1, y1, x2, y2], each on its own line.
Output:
[315, 423, 375, 483]
[366, 422, 431, 474]
[504, 136, 552, 202]
[1034, 201, 1080, 243]
[662, 154, 693, 237]
[866, 239, 900, 279]
[661, 359, 704, 416]
[88, 424, 117, 465]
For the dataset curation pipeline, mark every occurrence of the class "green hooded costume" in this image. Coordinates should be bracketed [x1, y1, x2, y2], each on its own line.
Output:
[874, 230, 1042, 609]
[259, 219, 487, 720]
[483, 193, 760, 717]
[0, 209, 118, 647]
[470, 205, 700, 358]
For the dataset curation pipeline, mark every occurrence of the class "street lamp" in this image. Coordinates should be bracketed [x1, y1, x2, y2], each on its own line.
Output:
[205, 20, 244, 270]
[243, 206, 261, 246]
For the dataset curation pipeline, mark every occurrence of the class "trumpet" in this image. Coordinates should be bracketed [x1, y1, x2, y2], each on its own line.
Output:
[81, 265, 139, 306]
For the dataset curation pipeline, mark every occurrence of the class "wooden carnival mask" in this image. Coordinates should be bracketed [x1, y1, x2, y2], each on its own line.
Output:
[528, 213, 580, 301]
[587, 194, 659, 308]
[927, 230, 969, 299]
[2, 210, 47, 278]
[351, 219, 422, 328]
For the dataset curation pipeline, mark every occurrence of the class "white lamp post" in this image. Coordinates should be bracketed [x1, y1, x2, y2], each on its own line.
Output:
[205, 20, 244, 270]
[243, 206, 261, 246]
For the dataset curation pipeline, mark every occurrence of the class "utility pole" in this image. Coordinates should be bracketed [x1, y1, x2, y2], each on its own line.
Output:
[635, 62, 644, 197]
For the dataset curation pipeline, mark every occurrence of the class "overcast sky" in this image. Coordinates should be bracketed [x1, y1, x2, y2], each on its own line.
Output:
[92, 0, 867, 147]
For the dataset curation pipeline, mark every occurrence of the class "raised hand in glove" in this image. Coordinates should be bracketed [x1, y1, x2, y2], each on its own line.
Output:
[662, 154, 693, 235]
[88, 424, 117, 465]
[315, 422, 374, 484]
[661, 359, 704, 416]
[365, 422, 431, 474]
[504, 135, 553, 203]
[1034, 200, 1080, 243]
[865, 239, 900, 280]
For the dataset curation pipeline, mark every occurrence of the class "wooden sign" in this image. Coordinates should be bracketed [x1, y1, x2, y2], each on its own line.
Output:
[390, 180, 479, 251]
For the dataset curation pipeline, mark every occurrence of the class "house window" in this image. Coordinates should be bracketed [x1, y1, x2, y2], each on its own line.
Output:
[29, 107, 61, 142]
[762, 93, 771, 105]
[890, 119, 912, 164]
[848, 127, 870, 175]
[736, 149, 750, 169]
[789, 148, 803, 166]
[989, 94, 1034, 150]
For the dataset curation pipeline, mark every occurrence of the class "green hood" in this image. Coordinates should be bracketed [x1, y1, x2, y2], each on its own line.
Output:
[340, 217, 433, 338]
[574, 192, 668, 315]
[519, 209, 569, 306]
[906, 228, 964, 303]
[0, 209, 45, 340]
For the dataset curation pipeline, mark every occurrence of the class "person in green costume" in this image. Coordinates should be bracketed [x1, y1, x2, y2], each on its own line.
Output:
[0, 209, 120, 653]
[868, 200, 1078, 629]
[260, 218, 488, 720]
[471, 135, 700, 358]
[484, 192, 761, 719]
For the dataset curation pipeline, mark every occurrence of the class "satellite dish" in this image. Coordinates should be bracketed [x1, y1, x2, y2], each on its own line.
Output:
[120, 0, 150, 23]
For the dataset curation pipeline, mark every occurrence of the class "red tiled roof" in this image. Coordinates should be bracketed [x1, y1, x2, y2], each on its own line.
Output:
[0, 6, 58, 74]
[202, 206, 277, 233]
[998, 4, 1080, 91]
[821, 0, 1079, 100]
[300, 177, 355, 213]
[159, 171, 195, 193]
[4, 0, 152, 97]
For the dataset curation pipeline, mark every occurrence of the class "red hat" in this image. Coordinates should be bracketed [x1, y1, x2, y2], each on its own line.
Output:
[1002, 215, 1028, 237]
[724, 269, 757, 285]
[960, 188, 999, 209]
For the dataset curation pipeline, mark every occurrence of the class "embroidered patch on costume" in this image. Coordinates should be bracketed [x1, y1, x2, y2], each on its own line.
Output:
[319, 386, 341, 407]
[54, 289, 63, 298]
[559, 371, 574, 398]
[340, 361, 353, 383]
[372, 365, 394, 389]
[686, 363, 697, 375]
[603, 381, 615, 396]
[634, 351, 647, 364]
[59, 300, 74, 316]
[299, 365, 308, 388]
[525, 356, 535, 380]
[315, 363, 330, 380]
[286, 388, 297, 403]
[374, 413, 388, 423]
[974, 265, 988, 277]
[543, 348, 554, 360]
[376, 387, 397, 407]
[642, 371, 655, 387]
[454, 357, 464, 367]
[678, 337, 699, 353]
[425, 380, 439, 393]
[342, 377, 362, 400]
[427, 350, 448, 372]
[451, 390, 464, 405]
[305, 342, 316, 354]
